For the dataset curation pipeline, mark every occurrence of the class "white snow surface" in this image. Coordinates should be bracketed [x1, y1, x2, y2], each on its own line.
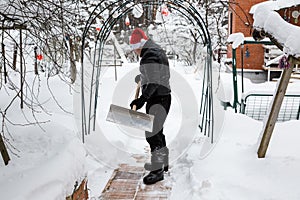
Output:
[251, 0, 300, 57]
[227, 33, 244, 49]
[250, 0, 300, 14]
[1, 0, 300, 199]
[1, 60, 300, 200]
[0, 74, 86, 200]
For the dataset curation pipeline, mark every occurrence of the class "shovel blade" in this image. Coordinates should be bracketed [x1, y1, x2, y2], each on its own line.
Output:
[106, 104, 154, 132]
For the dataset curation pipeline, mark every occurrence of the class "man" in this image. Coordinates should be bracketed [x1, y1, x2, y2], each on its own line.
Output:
[129, 28, 171, 185]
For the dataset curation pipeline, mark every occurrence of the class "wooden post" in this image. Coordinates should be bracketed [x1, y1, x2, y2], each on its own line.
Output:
[0, 134, 10, 165]
[257, 57, 295, 158]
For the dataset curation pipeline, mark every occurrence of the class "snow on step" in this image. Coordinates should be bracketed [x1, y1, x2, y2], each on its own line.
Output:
[100, 164, 171, 200]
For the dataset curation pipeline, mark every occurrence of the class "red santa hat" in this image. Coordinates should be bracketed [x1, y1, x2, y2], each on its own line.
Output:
[129, 28, 148, 50]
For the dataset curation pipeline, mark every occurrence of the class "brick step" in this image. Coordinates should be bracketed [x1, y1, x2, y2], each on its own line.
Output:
[100, 164, 171, 200]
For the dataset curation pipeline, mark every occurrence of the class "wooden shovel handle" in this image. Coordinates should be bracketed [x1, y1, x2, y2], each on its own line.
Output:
[132, 81, 141, 111]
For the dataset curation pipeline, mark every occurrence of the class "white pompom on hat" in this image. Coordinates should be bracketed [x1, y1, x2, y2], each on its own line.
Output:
[129, 28, 148, 50]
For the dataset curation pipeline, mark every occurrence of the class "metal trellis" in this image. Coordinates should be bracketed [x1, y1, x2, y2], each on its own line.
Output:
[80, 0, 214, 144]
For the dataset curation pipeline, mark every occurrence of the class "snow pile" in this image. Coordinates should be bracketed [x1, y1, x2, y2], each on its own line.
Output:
[170, 110, 300, 200]
[0, 138, 86, 200]
[1, 59, 300, 200]
[0, 74, 86, 200]
[1, 1, 300, 199]
[227, 33, 244, 49]
[85, 61, 300, 200]
[250, 0, 300, 57]
[250, 0, 300, 13]
[227, 33, 272, 50]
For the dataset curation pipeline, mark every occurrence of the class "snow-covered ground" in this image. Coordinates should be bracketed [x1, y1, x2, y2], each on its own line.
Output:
[1, 0, 300, 198]
[84, 61, 300, 200]
[0, 74, 86, 199]
[1, 59, 300, 199]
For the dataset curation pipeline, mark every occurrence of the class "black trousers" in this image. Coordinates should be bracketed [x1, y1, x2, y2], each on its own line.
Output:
[145, 94, 171, 151]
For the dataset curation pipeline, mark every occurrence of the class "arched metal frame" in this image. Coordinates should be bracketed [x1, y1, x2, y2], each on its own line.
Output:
[80, 0, 214, 143]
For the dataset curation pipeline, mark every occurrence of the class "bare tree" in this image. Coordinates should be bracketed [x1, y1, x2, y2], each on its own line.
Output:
[0, 0, 89, 162]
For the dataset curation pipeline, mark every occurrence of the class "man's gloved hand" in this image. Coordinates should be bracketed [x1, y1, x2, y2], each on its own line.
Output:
[130, 95, 146, 110]
[135, 74, 141, 84]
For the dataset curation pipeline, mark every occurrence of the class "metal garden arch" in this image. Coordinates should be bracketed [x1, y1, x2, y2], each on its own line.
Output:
[80, 0, 214, 143]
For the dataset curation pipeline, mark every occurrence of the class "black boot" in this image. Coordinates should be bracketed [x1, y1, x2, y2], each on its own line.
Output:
[144, 147, 169, 172]
[143, 168, 164, 185]
[144, 161, 169, 172]
[143, 147, 167, 184]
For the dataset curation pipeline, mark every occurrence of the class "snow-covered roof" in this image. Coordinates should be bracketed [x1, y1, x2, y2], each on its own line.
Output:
[250, 0, 300, 57]
[249, 0, 300, 14]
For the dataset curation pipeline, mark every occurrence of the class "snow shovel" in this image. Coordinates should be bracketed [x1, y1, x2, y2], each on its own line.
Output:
[106, 82, 154, 132]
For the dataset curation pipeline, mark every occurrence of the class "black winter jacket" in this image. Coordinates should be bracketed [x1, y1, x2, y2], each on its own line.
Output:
[139, 39, 171, 100]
